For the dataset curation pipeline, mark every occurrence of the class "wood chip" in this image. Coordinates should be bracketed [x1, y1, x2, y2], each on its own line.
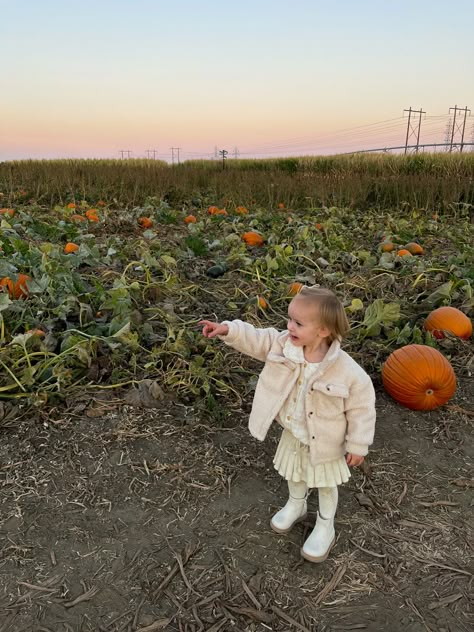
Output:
[350, 539, 386, 559]
[450, 478, 474, 488]
[315, 563, 348, 605]
[428, 592, 463, 610]
[272, 604, 312, 632]
[241, 578, 262, 609]
[224, 603, 273, 624]
[419, 500, 459, 508]
[63, 585, 100, 608]
[135, 619, 172, 632]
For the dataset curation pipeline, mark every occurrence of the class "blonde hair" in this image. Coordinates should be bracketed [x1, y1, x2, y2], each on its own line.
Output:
[296, 286, 350, 342]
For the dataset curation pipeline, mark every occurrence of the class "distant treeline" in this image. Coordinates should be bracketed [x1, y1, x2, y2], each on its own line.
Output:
[1, 153, 473, 209]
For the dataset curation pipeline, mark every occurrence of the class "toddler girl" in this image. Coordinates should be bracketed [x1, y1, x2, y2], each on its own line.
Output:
[200, 286, 376, 563]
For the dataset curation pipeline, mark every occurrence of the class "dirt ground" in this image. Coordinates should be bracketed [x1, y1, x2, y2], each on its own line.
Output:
[0, 377, 473, 632]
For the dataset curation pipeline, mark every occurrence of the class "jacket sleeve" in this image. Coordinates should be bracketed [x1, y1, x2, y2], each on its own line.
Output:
[218, 319, 280, 363]
[344, 374, 376, 456]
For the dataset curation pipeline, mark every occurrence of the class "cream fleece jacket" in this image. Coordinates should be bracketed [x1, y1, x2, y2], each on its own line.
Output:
[219, 320, 376, 465]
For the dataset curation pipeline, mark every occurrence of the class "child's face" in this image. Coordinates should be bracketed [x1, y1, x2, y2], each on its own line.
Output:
[287, 297, 330, 347]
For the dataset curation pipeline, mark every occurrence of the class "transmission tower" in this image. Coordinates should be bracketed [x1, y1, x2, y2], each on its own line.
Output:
[448, 105, 471, 152]
[403, 107, 425, 154]
[232, 146, 240, 159]
[170, 147, 181, 165]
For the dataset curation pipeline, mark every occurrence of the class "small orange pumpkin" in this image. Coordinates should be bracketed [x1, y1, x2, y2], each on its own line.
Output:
[66, 202, 76, 209]
[236, 206, 248, 214]
[85, 209, 99, 222]
[278, 203, 285, 209]
[208, 206, 219, 215]
[0, 208, 15, 217]
[97, 200, 106, 207]
[0, 273, 31, 299]
[382, 344, 456, 410]
[257, 296, 268, 309]
[405, 242, 424, 255]
[242, 231, 264, 246]
[26, 329, 45, 337]
[287, 282, 304, 297]
[64, 242, 80, 254]
[70, 214, 86, 223]
[215, 208, 228, 216]
[138, 217, 153, 229]
[315, 223, 324, 230]
[397, 249, 412, 257]
[184, 214, 197, 224]
[380, 241, 395, 252]
[424, 306, 472, 340]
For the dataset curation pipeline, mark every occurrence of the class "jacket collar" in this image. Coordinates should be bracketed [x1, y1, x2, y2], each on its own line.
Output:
[282, 333, 341, 370]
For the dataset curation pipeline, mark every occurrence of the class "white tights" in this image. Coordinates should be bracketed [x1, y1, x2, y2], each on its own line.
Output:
[288, 481, 338, 519]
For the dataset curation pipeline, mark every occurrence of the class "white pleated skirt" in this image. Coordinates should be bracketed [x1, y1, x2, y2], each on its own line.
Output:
[273, 429, 351, 488]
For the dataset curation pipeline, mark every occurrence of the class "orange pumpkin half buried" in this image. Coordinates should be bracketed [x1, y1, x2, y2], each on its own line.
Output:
[424, 306, 472, 340]
[0, 273, 31, 299]
[382, 344, 456, 410]
[241, 231, 264, 246]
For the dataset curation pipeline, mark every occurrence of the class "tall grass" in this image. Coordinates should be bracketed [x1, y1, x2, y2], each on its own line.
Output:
[1, 154, 473, 209]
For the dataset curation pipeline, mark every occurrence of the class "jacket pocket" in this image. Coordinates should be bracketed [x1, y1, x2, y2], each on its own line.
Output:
[311, 381, 349, 417]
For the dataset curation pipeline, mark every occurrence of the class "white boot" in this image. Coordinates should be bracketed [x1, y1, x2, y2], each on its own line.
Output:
[270, 481, 308, 534]
[301, 487, 338, 563]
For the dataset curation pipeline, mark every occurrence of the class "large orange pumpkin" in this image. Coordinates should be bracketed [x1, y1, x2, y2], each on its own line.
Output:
[242, 232, 264, 246]
[424, 306, 472, 340]
[0, 273, 31, 299]
[382, 344, 456, 410]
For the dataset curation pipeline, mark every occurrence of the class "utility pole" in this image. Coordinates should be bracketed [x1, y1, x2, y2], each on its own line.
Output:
[119, 150, 131, 159]
[219, 149, 228, 170]
[170, 147, 181, 165]
[146, 149, 158, 159]
[232, 146, 240, 159]
[403, 107, 425, 154]
[214, 146, 219, 160]
[448, 105, 471, 152]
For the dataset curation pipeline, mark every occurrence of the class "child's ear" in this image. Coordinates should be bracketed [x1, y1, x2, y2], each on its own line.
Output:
[319, 327, 331, 339]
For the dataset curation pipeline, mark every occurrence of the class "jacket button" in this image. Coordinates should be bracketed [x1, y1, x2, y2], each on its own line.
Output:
[309, 411, 313, 415]
[312, 435, 315, 439]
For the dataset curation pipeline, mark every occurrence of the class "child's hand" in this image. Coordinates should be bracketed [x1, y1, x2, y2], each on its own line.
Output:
[346, 453, 365, 467]
[199, 320, 229, 338]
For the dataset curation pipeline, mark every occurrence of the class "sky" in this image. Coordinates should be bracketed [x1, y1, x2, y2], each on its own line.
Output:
[2, 0, 473, 161]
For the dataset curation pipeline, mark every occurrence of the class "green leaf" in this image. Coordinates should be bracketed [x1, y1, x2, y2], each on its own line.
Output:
[0, 293, 12, 312]
[424, 281, 454, 306]
[347, 298, 364, 313]
[362, 299, 400, 337]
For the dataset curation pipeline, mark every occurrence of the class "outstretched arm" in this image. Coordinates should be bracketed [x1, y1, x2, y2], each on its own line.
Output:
[200, 319, 280, 363]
